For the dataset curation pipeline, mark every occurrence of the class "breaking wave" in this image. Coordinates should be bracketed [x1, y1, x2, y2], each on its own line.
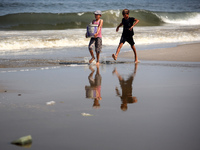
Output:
[0, 10, 200, 30]
[1, 26, 200, 51]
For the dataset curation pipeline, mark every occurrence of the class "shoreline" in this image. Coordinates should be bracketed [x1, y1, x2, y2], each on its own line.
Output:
[0, 42, 200, 68]
[120, 43, 200, 62]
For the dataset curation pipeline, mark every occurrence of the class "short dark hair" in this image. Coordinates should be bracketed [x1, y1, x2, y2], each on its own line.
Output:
[122, 9, 129, 15]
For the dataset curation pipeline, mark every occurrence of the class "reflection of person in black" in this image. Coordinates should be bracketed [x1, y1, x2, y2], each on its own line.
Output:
[112, 63, 138, 111]
[85, 65, 102, 108]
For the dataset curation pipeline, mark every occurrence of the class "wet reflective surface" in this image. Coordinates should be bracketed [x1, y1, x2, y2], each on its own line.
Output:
[0, 62, 200, 150]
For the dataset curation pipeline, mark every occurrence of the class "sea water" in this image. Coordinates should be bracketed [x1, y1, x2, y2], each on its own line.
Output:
[0, 0, 200, 61]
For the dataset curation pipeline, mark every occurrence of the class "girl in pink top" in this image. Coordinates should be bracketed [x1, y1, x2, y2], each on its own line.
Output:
[87, 10, 103, 66]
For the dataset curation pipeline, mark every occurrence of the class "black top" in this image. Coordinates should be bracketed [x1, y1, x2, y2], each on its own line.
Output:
[122, 17, 135, 37]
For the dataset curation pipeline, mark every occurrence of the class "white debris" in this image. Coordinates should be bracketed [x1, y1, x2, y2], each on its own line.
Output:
[46, 101, 55, 105]
[11, 135, 32, 146]
[81, 113, 93, 116]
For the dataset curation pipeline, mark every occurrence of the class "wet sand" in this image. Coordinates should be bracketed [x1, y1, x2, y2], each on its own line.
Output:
[0, 43, 200, 150]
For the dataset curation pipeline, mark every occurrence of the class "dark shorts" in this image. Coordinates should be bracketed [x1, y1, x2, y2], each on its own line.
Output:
[88, 37, 102, 53]
[120, 36, 135, 46]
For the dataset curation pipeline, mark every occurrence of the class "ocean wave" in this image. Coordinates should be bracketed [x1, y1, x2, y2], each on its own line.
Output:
[0, 26, 200, 52]
[0, 10, 200, 30]
[155, 12, 200, 25]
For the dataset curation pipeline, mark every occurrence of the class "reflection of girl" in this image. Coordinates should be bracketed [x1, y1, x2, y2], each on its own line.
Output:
[85, 66, 102, 108]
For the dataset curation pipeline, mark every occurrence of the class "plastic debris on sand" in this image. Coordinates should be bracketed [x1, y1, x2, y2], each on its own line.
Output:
[81, 113, 94, 116]
[11, 135, 32, 147]
[46, 101, 55, 105]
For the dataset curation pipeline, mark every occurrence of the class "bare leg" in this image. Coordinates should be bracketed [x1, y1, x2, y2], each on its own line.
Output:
[112, 68, 123, 81]
[96, 52, 100, 66]
[89, 50, 95, 64]
[89, 65, 95, 76]
[131, 45, 139, 63]
[112, 43, 123, 60]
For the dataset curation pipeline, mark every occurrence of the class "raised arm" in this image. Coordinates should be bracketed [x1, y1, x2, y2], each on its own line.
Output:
[129, 18, 139, 31]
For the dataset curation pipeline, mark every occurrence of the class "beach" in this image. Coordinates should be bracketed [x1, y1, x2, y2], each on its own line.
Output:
[0, 42, 200, 150]
[121, 43, 200, 62]
[1, 0, 200, 149]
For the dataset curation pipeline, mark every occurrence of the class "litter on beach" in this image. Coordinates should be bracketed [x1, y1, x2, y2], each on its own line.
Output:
[11, 135, 32, 147]
[81, 113, 94, 116]
[46, 101, 55, 105]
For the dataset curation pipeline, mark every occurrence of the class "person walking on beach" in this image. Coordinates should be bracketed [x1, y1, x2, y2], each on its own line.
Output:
[112, 9, 139, 63]
[86, 10, 103, 66]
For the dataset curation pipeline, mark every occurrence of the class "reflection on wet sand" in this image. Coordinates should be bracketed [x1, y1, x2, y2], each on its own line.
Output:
[85, 65, 102, 108]
[113, 63, 138, 111]
[0, 84, 7, 93]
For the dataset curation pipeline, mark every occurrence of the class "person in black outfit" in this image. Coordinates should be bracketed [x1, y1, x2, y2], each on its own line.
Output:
[112, 9, 139, 63]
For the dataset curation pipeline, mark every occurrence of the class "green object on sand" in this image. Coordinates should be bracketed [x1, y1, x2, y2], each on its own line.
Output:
[11, 135, 32, 146]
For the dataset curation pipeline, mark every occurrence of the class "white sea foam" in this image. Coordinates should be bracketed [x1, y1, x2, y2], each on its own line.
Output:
[0, 26, 200, 53]
[105, 10, 121, 17]
[160, 13, 200, 25]
[77, 12, 85, 16]
[0, 66, 61, 73]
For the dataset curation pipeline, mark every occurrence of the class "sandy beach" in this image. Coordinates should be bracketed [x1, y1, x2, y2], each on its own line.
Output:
[1, 0, 200, 149]
[0, 43, 200, 150]
[120, 43, 200, 62]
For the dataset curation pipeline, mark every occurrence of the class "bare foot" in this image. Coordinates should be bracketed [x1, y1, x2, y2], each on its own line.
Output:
[135, 60, 140, 63]
[89, 57, 95, 64]
[96, 62, 100, 66]
[112, 54, 117, 60]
